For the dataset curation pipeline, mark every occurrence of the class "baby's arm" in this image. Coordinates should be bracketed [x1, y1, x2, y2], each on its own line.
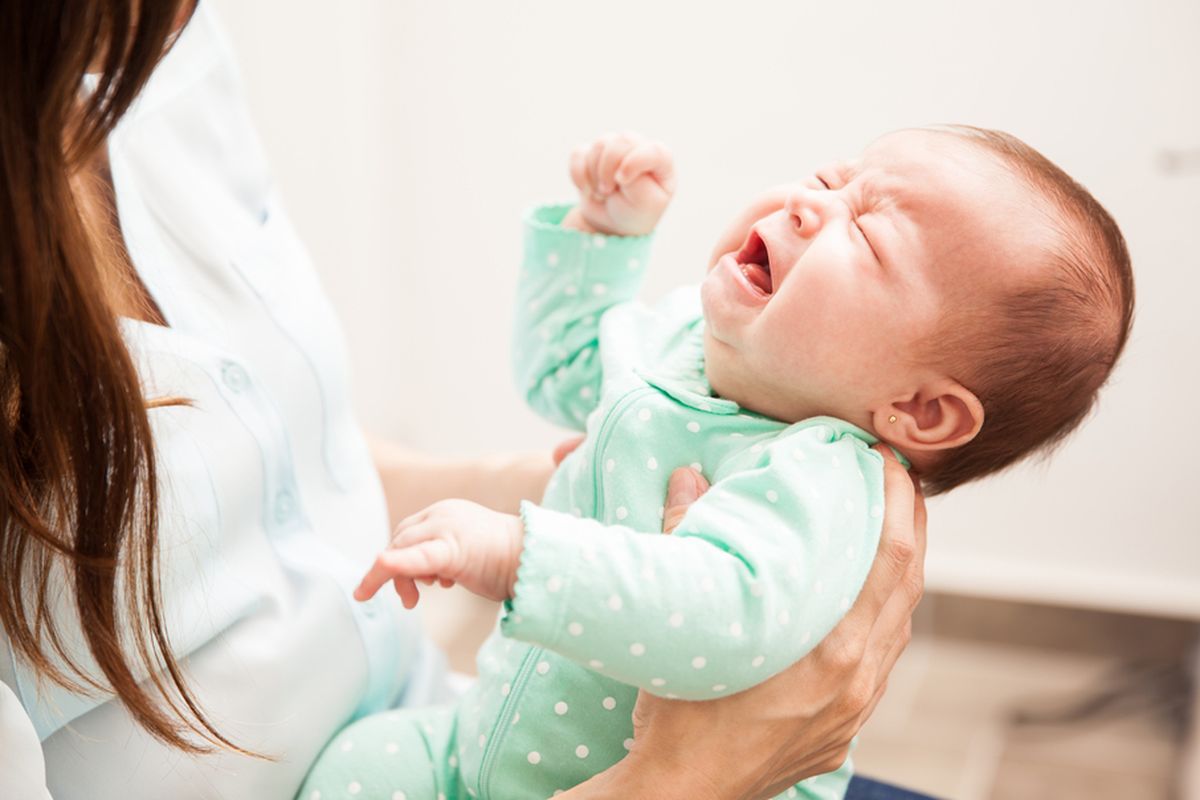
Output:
[501, 428, 886, 699]
[514, 133, 673, 430]
[357, 425, 888, 699]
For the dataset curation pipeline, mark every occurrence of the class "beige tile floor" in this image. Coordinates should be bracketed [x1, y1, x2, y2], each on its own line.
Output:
[853, 595, 1197, 800]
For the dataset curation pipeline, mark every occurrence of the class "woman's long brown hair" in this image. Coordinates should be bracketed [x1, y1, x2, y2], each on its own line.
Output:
[0, 0, 249, 754]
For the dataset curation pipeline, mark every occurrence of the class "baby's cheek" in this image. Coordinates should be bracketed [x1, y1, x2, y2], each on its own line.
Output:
[765, 297, 859, 377]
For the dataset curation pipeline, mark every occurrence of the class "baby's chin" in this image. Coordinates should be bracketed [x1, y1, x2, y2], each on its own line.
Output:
[702, 330, 788, 420]
[702, 329, 856, 425]
[701, 329, 741, 397]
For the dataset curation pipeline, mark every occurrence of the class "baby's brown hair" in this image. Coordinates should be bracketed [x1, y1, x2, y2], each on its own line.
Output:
[919, 126, 1135, 494]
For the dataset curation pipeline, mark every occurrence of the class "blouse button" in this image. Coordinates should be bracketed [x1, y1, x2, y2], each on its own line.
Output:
[274, 488, 297, 524]
[221, 361, 250, 393]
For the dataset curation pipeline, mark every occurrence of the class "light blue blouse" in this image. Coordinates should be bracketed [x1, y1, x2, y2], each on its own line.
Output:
[0, 4, 434, 798]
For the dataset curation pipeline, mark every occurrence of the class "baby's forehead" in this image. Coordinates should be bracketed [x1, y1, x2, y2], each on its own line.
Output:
[857, 131, 1044, 234]
[856, 130, 1014, 208]
[852, 130, 1059, 287]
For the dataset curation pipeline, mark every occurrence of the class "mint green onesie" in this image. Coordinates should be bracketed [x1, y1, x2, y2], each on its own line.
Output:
[298, 205, 892, 800]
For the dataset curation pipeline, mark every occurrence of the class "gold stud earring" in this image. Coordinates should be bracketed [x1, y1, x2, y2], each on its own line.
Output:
[887, 415, 898, 424]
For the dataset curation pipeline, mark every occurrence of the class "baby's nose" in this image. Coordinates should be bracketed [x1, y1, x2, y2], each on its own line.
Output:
[783, 186, 829, 239]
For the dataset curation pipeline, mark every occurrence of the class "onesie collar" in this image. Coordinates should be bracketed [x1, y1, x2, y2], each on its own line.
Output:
[636, 321, 742, 415]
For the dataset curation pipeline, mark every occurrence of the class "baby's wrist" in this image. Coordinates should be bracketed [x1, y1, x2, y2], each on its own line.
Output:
[563, 205, 655, 238]
[562, 206, 602, 234]
[504, 513, 526, 599]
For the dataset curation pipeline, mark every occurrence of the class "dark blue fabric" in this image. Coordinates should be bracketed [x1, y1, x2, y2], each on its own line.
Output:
[845, 775, 941, 800]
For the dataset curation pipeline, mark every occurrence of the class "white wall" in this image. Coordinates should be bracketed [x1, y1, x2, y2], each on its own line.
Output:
[210, 0, 1200, 619]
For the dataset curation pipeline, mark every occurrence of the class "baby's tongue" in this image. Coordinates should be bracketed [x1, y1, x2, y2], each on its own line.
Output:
[741, 263, 772, 295]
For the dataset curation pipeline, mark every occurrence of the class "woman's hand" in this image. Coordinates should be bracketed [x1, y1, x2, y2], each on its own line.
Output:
[563, 445, 927, 800]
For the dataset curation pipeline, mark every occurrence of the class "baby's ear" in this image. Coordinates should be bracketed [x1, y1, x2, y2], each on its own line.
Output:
[872, 380, 984, 454]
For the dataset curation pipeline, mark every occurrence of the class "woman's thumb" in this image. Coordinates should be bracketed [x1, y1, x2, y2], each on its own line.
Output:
[661, 467, 710, 534]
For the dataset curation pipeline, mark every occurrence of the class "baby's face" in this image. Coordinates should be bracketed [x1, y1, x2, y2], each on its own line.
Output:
[700, 129, 1050, 429]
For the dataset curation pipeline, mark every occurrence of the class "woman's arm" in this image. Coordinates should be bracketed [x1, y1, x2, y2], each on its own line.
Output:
[561, 446, 926, 800]
[370, 438, 555, 526]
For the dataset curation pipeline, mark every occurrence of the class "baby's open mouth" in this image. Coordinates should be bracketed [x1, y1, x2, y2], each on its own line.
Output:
[735, 230, 773, 297]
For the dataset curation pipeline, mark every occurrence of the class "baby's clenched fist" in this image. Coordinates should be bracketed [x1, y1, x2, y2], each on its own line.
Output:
[566, 132, 675, 237]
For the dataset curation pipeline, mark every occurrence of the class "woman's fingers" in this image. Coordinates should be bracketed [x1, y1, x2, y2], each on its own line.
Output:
[552, 435, 585, 467]
[912, 479, 928, 580]
[856, 452, 926, 692]
[661, 467, 710, 534]
[843, 446, 917, 623]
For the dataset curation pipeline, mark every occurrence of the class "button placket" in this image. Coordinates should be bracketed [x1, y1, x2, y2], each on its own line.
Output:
[273, 486, 297, 525]
[220, 360, 250, 392]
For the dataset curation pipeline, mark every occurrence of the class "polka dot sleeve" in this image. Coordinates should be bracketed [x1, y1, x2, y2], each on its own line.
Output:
[503, 423, 891, 700]
[513, 204, 654, 431]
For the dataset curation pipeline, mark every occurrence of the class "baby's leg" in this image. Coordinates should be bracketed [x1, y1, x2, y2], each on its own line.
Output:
[297, 706, 461, 800]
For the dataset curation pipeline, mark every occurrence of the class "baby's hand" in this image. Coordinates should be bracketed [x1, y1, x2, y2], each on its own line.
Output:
[354, 499, 524, 609]
[566, 132, 676, 237]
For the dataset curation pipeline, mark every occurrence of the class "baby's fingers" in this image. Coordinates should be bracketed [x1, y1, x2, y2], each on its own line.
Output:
[585, 138, 606, 198]
[392, 576, 420, 609]
[596, 134, 638, 195]
[569, 145, 593, 196]
[615, 141, 676, 195]
[355, 540, 456, 603]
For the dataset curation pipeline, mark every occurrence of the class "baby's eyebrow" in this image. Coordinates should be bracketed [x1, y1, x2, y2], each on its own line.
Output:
[823, 161, 854, 184]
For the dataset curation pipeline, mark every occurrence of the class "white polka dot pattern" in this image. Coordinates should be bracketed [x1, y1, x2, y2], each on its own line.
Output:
[505, 222, 888, 798]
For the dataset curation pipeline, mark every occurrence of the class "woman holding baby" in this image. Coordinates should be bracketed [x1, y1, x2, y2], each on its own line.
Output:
[0, 2, 926, 798]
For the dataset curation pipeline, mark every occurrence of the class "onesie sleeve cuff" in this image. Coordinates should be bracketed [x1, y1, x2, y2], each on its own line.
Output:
[523, 204, 655, 295]
[501, 500, 601, 649]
